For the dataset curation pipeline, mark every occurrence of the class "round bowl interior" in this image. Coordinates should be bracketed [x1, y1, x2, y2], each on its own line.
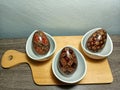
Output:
[26, 30, 56, 61]
[81, 28, 113, 59]
[52, 46, 87, 83]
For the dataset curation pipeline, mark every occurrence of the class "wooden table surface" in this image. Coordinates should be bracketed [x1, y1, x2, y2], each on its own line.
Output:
[0, 35, 120, 90]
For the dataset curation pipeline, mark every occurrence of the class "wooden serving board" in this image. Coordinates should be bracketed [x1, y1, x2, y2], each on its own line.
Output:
[1, 36, 113, 85]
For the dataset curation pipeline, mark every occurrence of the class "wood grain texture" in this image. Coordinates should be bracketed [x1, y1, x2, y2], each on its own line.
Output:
[0, 35, 120, 90]
[1, 36, 113, 85]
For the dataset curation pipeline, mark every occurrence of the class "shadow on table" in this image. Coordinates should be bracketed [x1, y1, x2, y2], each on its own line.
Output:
[57, 84, 76, 89]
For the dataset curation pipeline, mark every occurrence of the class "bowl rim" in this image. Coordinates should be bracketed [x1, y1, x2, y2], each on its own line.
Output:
[52, 45, 87, 83]
[26, 30, 56, 61]
[81, 28, 113, 57]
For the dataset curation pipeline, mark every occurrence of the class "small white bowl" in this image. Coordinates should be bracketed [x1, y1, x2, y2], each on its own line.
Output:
[26, 30, 56, 61]
[52, 46, 87, 84]
[81, 28, 113, 60]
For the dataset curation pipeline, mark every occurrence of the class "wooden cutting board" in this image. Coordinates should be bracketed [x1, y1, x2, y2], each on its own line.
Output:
[1, 36, 113, 85]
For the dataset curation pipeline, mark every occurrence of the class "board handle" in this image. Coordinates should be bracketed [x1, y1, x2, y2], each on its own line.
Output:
[1, 50, 29, 68]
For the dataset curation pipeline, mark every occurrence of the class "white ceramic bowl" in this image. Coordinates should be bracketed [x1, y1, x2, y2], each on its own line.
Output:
[26, 30, 56, 61]
[52, 46, 87, 84]
[81, 28, 113, 60]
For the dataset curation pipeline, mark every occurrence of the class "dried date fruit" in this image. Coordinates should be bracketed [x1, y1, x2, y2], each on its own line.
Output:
[32, 30, 50, 55]
[86, 29, 107, 52]
[58, 47, 78, 75]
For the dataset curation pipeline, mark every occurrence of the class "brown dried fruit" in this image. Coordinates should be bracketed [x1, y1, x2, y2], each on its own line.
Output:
[32, 30, 50, 55]
[58, 47, 78, 75]
[86, 29, 107, 52]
